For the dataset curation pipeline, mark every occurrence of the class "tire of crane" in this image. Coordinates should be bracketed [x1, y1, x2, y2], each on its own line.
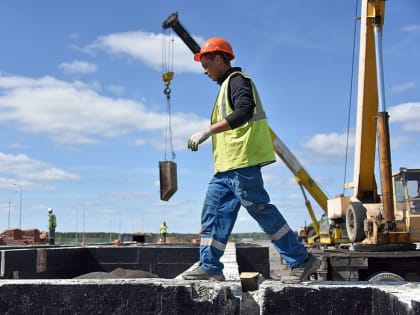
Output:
[367, 272, 405, 282]
[346, 202, 366, 242]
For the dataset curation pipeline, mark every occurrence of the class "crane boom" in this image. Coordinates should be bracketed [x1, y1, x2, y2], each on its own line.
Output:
[162, 12, 201, 54]
[351, 0, 385, 203]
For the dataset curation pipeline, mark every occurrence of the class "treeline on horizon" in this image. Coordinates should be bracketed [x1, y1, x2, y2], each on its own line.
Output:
[54, 231, 269, 244]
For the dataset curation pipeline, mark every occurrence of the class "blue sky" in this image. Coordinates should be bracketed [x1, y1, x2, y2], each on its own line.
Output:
[0, 1, 419, 235]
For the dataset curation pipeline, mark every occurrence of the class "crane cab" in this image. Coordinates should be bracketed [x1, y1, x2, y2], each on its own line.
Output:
[393, 168, 420, 242]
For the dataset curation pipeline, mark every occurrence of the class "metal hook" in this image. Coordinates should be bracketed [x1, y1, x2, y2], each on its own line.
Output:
[164, 86, 171, 97]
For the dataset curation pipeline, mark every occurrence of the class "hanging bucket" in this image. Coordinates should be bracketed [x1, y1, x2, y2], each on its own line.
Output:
[159, 161, 178, 201]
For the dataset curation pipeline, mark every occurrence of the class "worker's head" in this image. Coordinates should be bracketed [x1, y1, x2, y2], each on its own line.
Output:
[48, 208, 53, 213]
[194, 38, 234, 81]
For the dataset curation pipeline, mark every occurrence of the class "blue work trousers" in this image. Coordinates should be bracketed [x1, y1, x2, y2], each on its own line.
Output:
[200, 166, 308, 275]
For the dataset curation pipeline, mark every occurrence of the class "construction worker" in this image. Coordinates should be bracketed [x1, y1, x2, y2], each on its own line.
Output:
[47, 208, 57, 245]
[160, 221, 168, 243]
[183, 38, 321, 282]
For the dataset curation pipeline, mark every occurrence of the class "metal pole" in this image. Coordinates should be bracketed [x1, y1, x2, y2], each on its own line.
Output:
[8, 193, 11, 228]
[118, 208, 121, 241]
[109, 213, 112, 243]
[374, 24, 386, 112]
[75, 204, 79, 244]
[19, 188, 22, 229]
[82, 204, 85, 244]
[374, 20, 394, 230]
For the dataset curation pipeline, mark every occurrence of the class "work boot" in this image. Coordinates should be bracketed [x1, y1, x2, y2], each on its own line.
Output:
[182, 265, 225, 281]
[281, 254, 321, 283]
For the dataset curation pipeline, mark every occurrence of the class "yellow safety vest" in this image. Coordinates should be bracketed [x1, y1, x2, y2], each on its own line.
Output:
[211, 71, 275, 173]
[48, 214, 57, 229]
[160, 224, 167, 234]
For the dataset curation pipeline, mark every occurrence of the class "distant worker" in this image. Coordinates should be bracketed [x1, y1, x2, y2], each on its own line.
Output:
[183, 37, 321, 282]
[160, 221, 168, 243]
[48, 208, 57, 245]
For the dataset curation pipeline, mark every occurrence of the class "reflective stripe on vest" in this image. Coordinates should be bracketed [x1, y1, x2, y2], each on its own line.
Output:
[219, 78, 267, 122]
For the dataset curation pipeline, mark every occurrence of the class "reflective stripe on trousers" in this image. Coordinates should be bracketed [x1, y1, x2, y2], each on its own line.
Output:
[199, 166, 308, 275]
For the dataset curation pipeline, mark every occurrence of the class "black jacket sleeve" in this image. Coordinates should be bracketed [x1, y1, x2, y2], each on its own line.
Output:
[225, 74, 256, 129]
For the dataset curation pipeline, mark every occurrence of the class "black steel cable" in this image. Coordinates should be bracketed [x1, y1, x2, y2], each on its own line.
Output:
[161, 30, 176, 161]
[343, 0, 360, 195]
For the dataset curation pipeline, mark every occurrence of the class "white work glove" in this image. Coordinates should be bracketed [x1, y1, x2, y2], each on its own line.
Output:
[188, 128, 212, 151]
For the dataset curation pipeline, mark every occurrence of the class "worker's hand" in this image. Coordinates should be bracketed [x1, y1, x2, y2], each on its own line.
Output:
[188, 128, 212, 151]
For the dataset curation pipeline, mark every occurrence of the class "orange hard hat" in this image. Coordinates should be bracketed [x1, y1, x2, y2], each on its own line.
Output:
[194, 37, 235, 62]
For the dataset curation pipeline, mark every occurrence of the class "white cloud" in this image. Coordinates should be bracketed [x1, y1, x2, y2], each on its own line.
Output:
[401, 25, 420, 32]
[59, 60, 97, 74]
[303, 132, 354, 157]
[389, 102, 420, 132]
[132, 139, 146, 146]
[0, 74, 208, 149]
[6, 142, 30, 149]
[301, 102, 420, 160]
[107, 84, 125, 95]
[262, 171, 281, 183]
[0, 152, 80, 185]
[391, 82, 415, 93]
[261, 170, 297, 189]
[68, 32, 79, 40]
[86, 30, 203, 73]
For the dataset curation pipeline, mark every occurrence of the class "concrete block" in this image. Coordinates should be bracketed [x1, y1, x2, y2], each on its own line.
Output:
[259, 281, 420, 315]
[240, 272, 261, 292]
[0, 279, 241, 314]
[236, 243, 270, 278]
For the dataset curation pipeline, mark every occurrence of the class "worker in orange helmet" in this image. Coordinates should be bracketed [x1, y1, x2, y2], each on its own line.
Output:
[184, 37, 320, 282]
[193, 37, 235, 62]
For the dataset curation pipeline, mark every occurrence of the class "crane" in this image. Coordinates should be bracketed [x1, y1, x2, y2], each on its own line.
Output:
[326, 0, 420, 250]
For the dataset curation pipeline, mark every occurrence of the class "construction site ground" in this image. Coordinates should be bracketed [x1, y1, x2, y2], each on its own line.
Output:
[1, 240, 420, 314]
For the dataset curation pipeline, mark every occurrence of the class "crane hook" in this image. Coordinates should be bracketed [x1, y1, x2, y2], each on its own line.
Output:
[164, 86, 171, 98]
[162, 71, 174, 99]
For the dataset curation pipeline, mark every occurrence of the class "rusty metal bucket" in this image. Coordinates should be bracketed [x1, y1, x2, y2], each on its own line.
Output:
[159, 161, 178, 201]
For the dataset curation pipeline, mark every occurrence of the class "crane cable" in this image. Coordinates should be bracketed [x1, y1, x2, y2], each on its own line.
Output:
[161, 28, 176, 161]
[343, 0, 360, 195]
